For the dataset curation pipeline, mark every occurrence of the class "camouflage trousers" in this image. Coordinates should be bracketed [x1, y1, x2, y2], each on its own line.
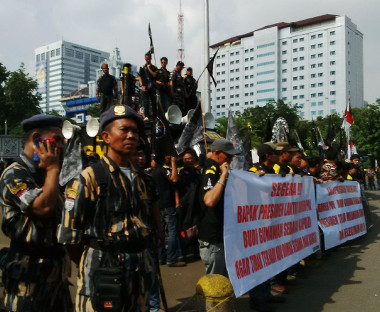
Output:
[74, 247, 155, 312]
[1, 252, 72, 312]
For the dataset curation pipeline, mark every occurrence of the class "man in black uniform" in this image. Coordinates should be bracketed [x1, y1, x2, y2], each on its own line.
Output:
[249, 142, 279, 175]
[97, 63, 118, 113]
[183, 67, 198, 112]
[57, 105, 156, 311]
[198, 138, 239, 275]
[169, 61, 186, 116]
[120, 63, 137, 110]
[273, 142, 299, 175]
[0, 114, 72, 312]
[139, 53, 158, 120]
[156, 57, 171, 112]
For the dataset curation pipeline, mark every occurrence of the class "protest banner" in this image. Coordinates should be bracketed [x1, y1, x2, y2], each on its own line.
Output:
[316, 181, 366, 250]
[224, 170, 320, 297]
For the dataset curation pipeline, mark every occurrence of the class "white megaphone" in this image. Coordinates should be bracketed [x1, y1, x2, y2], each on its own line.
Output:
[204, 112, 215, 129]
[86, 118, 100, 137]
[62, 120, 81, 139]
[165, 105, 182, 125]
[181, 109, 195, 124]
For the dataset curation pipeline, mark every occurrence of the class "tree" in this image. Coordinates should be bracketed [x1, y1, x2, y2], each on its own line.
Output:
[351, 100, 380, 161]
[1, 63, 42, 135]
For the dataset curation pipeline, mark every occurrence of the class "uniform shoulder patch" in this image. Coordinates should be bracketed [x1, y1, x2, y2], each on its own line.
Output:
[205, 169, 216, 175]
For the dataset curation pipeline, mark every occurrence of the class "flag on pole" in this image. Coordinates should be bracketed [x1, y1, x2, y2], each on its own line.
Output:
[148, 22, 154, 54]
[242, 131, 253, 167]
[154, 103, 177, 157]
[226, 109, 247, 170]
[206, 49, 219, 87]
[176, 102, 203, 155]
[342, 98, 353, 129]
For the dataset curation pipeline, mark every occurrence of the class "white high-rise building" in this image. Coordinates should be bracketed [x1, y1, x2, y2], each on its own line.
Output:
[210, 14, 363, 120]
[35, 40, 109, 114]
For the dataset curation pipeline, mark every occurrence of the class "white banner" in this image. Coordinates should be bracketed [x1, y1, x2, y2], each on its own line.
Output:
[224, 171, 320, 297]
[316, 181, 366, 250]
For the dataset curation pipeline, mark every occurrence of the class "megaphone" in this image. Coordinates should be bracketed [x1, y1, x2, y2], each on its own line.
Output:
[204, 112, 215, 129]
[165, 105, 182, 125]
[181, 109, 195, 124]
[62, 120, 81, 139]
[86, 118, 100, 137]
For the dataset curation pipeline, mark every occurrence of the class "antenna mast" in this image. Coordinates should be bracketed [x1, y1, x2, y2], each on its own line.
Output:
[177, 0, 184, 61]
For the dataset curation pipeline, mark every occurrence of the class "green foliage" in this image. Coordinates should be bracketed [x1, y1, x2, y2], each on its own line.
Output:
[0, 63, 42, 136]
[87, 103, 101, 118]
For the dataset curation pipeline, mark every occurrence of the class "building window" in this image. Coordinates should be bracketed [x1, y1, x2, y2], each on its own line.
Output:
[282, 78, 287, 82]
[257, 42, 275, 49]
[331, 109, 336, 113]
[293, 86, 298, 90]
[311, 45, 316, 49]
[230, 52, 234, 56]
[318, 33, 323, 38]
[245, 58, 249, 62]
[293, 95, 298, 100]
[330, 81, 336, 85]
[318, 110, 323, 115]
[300, 56, 304, 61]
[311, 74, 316, 78]
[282, 69, 287, 73]
[330, 41, 336, 45]
[282, 41, 287, 45]
[318, 53, 323, 57]
[317, 43, 323, 48]
[318, 92, 323, 97]
[293, 57, 298, 62]
[50, 50, 55, 57]
[230, 61, 234, 65]
[299, 76, 304, 80]
[56, 48, 61, 56]
[75, 51, 84, 59]
[318, 101, 323, 106]
[311, 35, 316, 40]
[293, 67, 298, 71]
[299, 66, 304, 70]
[300, 85, 305, 90]
[330, 91, 336, 95]
[245, 84, 249, 88]
[236, 51, 240, 55]
[300, 94, 305, 98]
[330, 71, 336, 75]
[311, 64, 316, 69]
[36, 54, 40, 62]
[311, 83, 316, 88]
[311, 93, 316, 98]
[282, 88, 287, 91]
[300, 37, 304, 42]
[330, 51, 336, 55]
[293, 48, 298, 52]
[330, 61, 336, 65]
[250, 48, 254, 52]
[311, 54, 316, 59]
[312, 111, 316, 116]
[245, 93, 249, 96]
[41, 52, 45, 60]
[299, 47, 305, 51]
[318, 73, 323, 77]
[293, 77, 298, 81]
[293, 39, 298, 43]
[330, 31, 335, 36]
[282, 50, 287, 55]
[282, 60, 287, 64]
[318, 63, 323, 67]
[245, 67, 249, 70]
[318, 83, 323, 87]
[311, 102, 316, 106]
[331, 100, 336, 104]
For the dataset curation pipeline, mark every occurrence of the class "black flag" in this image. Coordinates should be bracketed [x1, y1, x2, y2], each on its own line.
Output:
[148, 23, 154, 54]
[243, 131, 253, 167]
[206, 49, 219, 87]
[264, 115, 272, 142]
[176, 102, 203, 155]
[226, 109, 247, 170]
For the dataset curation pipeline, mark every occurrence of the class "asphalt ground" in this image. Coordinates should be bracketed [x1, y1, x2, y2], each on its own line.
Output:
[1, 190, 380, 311]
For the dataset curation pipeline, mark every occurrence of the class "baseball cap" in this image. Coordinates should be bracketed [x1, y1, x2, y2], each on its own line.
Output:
[209, 138, 240, 155]
[257, 143, 276, 158]
[176, 61, 185, 67]
[275, 142, 300, 153]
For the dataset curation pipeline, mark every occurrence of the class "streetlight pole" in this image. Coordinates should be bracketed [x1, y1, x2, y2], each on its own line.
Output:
[203, 0, 210, 113]
[4, 120, 7, 135]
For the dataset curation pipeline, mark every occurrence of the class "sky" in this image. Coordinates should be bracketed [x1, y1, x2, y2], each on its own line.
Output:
[1, 0, 379, 104]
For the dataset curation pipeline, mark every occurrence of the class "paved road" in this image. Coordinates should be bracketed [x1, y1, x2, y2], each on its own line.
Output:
[1, 190, 380, 311]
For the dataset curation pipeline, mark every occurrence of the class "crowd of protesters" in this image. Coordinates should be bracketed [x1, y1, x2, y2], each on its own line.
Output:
[97, 53, 198, 119]
[0, 53, 378, 311]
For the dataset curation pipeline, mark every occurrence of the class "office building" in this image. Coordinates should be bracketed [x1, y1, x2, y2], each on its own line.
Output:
[210, 14, 363, 120]
[35, 40, 109, 114]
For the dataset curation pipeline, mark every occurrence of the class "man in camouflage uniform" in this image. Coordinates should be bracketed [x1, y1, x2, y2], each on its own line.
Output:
[0, 114, 72, 312]
[57, 105, 156, 311]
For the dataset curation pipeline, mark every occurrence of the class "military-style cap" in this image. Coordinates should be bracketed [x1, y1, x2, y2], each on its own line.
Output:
[209, 138, 240, 155]
[275, 142, 300, 153]
[100, 105, 145, 133]
[264, 142, 282, 151]
[21, 114, 64, 132]
[176, 61, 185, 67]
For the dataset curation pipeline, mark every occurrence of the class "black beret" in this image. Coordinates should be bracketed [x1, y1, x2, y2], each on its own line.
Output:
[21, 114, 64, 132]
[100, 105, 145, 134]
